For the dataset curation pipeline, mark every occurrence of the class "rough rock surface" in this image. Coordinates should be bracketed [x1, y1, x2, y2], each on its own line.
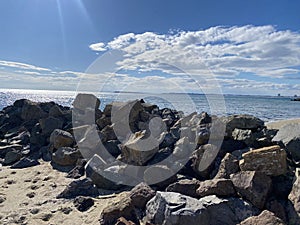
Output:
[196, 178, 236, 197]
[239, 210, 286, 225]
[230, 171, 272, 209]
[49, 129, 74, 150]
[287, 175, 300, 225]
[214, 153, 240, 179]
[129, 183, 156, 209]
[52, 147, 82, 166]
[166, 179, 201, 198]
[239, 145, 287, 176]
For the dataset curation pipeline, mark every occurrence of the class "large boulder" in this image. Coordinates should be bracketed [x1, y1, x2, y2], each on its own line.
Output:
[50, 129, 74, 149]
[39, 116, 63, 136]
[166, 179, 201, 198]
[52, 147, 82, 166]
[239, 210, 286, 225]
[239, 145, 287, 176]
[72, 93, 100, 110]
[214, 153, 240, 179]
[287, 175, 300, 225]
[230, 171, 272, 209]
[145, 192, 259, 225]
[121, 131, 160, 166]
[196, 178, 236, 197]
[21, 100, 46, 121]
[272, 123, 300, 162]
[129, 182, 156, 209]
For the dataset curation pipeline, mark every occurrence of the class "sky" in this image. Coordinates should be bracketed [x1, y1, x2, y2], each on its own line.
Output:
[0, 0, 300, 95]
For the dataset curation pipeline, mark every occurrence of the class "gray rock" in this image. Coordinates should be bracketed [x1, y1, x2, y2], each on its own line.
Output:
[239, 210, 286, 225]
[72, 93, 100, 110]
[214, 153, 240, 179]
[166, 179, 201, 198]
[21, 101, 46, 121]
[230, 171, 272, 209]
[52, 147, 82, 166]
[73, 196, 94, 212]
[3, 150, 22, 165]
[49, 105, 64, 117]
[287, 175, 300, 225]
[39, 116, 63, 136]
[239, 145, 287, 176]
[196, 178, 236, 197]
[191, 144, 219, 179]
[10, 157, 40, 169]
[232, 128, 256, 146]
[50, 129, 74, 149]
[145, 192, 259, 225]
[144, 165, 177, 188]
[129, 182, 156, 209]
[0, 144, 23, 158]
[272, 123, 300, 162]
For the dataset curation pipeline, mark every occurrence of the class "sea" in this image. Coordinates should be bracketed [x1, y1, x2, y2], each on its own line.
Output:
[0, 89, 299, 122]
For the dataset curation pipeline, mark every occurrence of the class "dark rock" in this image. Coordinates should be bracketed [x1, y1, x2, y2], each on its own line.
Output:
[104, 140, 121, 157]
[129, 183, 156, 209]
[50, 129, 74, 149]
[214, 153, 240, 179]
[0, 144, 22, 158]
[67, 159, 87, 179]
[265, 199, 287, 223]
[272, 123, 300, 162]
[73, 93, 100, 110]
[21, 100, 46, 121]
[10, 157, 40, 169]
[99, 195, 137, 225]
[3, 150, 22, 165]
[52, 147, 82, 166]
[39, 116, 63, 136]
[196, 178, 236, 197]
[57, 178, 99, 198]
[101, 125, 117, 142]
[145, 192, 259, 225]
[230, 171, 272, 209]
[96, 115, 111, 130]
[287, 175, 300, 225]
[115, 217, 137, 225]
[73, 196, 94, 212]
[239, 210, 286, 225]
[191, 144, 219, 179]
[49, 105, 64, 117]
[165, 179, 201, 198]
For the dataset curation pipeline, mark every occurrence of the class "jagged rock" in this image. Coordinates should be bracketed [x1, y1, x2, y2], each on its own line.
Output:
[287, 175, 300, 225]
[57, 178, 99, 198]
[3, 150, 22, 165]
[196, 178, 236, 197]
[50, 129, 74, 149]
[73, 196, 94, 212]
[72, 93, 100, 110]
[99, 195, 138, 225]
[121, 131, 160, 166]
[239, 210, 286, 225]
[191, 144, 219, 179]
[166, 179, 201, 198]
[101, 125, 117, 142]
[221, 115, 264, 137]
[104, 140, 121, 157]
[10, 157, 40, 169]
[145, 192, 259, 225]
[144, 165, 177, 189]
[173, 137, 195, 159]
[67, 158, 87, 179]
[96, 115, 111, 130]
[39, 116, 63, 136]
[230, 171, 272, 209]
[115, 217, 137, 225]
[129, 183, 156, 209]
[52, 147, 82, 166]
[214, 153, 240, 179]
[21, 100, 46, 121]
[239, 145, 287, 176]
[49, 104, 64, 117]
[232, 128, 257, 146]
[265, 199, 287, 223]
[272, 123, 300, 162]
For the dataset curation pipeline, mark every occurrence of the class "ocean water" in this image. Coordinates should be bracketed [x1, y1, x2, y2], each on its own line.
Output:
[0, 89, 299, 122]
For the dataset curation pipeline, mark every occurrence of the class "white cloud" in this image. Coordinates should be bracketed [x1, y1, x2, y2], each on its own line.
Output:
[90, 25, 300, 79]
[0, 60, 50, 71]
[89, 42, 107, 52]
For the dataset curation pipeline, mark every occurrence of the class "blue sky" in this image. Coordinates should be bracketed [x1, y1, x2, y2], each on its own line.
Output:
[0, 0, 300, 95]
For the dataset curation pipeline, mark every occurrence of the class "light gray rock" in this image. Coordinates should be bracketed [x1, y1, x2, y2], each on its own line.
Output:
[50, 129, 74, 149]
[166, 179, 201, 198]
[72, 93, 100, 110]
[145, 192, 259, 225]
[239, 210, 286, 225]
[52, 147, 82, 166]
[215, 153, 240, 179]
[272, 123, 300, 162]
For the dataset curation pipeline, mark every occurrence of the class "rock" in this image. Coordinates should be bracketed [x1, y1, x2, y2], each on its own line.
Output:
[48, 104, 64, 117]
[230, 171, 272, 209]
[145, 192, 259, 225]
[57, 178, 99, 198]
[191, 144, 219, 179]
[39, 116, 63, 135]
[265, 199, 287, 222]
[221, 115, 264, 137]
[115, 217, 136, 225]
[104, 140, 121, 157]
[10, 157, 40, 169]
[21, 100, 46, 121]
[50, 129, 74, 149]
[0, 144, 22, 158]
[173, 137, 195, 159]
[196, 178, 236, 197]
[52, 147, 82, 166]
[239, 145, 287, 176]
[67, 158, 87, 179]
[96, 115, 111, 130]
[287, 175, 300, 225]
[101, 125, 117, 142]
[129, 183, 156, 209]
[166, 179, 201, 198]
[73, 196, 94, 212]
[99, 195, 137, 225]
[239, 210, 286, 225]
[3, 150, 22, 165]
[214, 153, 240, 179]
[121, 131, 160, 166]
[272, 123, 300, 162]
[73, 93, 100, 110]
[232, 128, 257, 146]
[144, 165, 177, 189]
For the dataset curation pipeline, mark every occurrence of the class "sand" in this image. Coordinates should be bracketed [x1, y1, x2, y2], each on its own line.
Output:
[0, 161, 122, 225]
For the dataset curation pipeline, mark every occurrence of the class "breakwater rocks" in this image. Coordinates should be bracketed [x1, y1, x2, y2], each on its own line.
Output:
[0, 93, 299, 225]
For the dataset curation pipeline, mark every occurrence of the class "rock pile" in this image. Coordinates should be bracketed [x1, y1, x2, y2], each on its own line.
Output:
[0, 93, 299, 224]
